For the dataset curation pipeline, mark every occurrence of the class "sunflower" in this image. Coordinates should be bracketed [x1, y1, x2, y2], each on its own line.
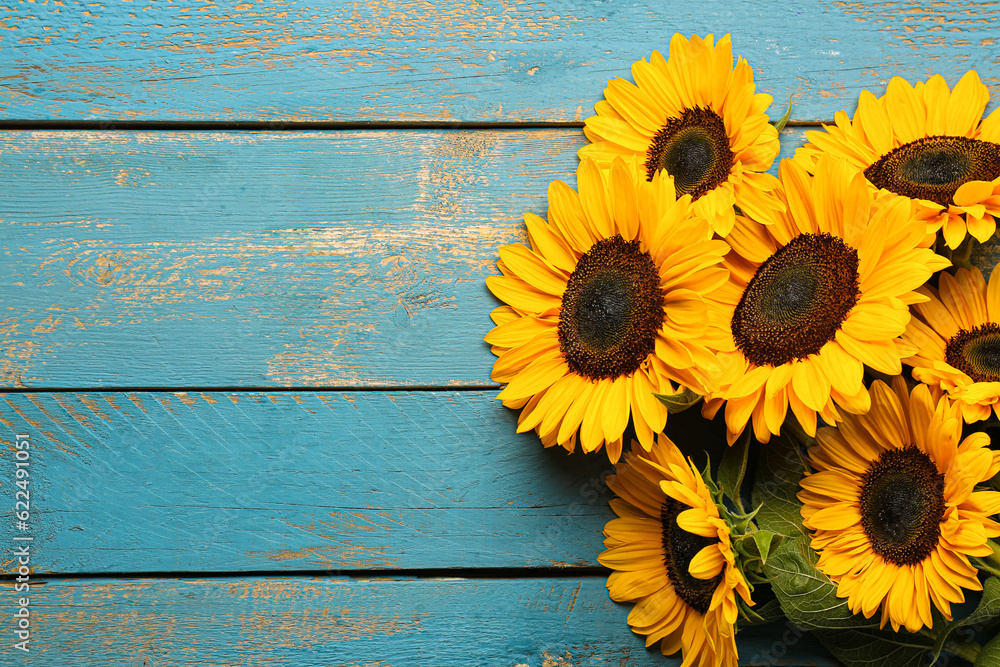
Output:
[579, 33, 784, 237]
[794, 71, 1000, 248]
[485, 157, 731, 462]
[707, 155, 950, 445]
[798, 378, 1000, 633]
[600, 436, 752, 665]
[903, 266, 1000, 423]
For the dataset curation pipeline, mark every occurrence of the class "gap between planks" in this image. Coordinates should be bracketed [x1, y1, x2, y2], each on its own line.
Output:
[0, 565, 611, 583]
[1, 384, 500, 394]
[0, 119, 825, 132]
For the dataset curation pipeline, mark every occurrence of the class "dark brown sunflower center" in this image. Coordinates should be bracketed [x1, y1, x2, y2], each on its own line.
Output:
[945, 322, 1000, 382]
[661, 499, 722, 615]
[645, 107, 734, 200]
[864, 136, 1000, 207]
[859, 446, 945, 567]
[558, 235, 664, 380]
[731, 233, 860, 367]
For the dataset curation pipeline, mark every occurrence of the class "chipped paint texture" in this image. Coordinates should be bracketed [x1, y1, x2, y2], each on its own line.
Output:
[0, 128, 813, 388]
[25, 576, 839, 666]
[1, 1, 999, 121]
[0, 391, 619, 573]
[0, 128, 568, 387]
[3, 4, 988, 665]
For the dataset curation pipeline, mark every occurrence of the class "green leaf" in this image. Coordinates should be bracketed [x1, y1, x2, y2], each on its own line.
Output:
[968, 578, 1000, 627]
[772, 97, 793, 133]
[752, 530, 777, 567]
[975, 631, 1000, 666]
[751, 437, 870, 625]
[751, 436, 936, 667]
[763, 535, 872, 630]
[749, 428, 1000, 667]
[738, 597, 785, 626]
[653, 386, 702, 414]
[932, 577, 1000, 665]
[718, 426, 751, 504]
[751, 434, 810, 538]
[814, 628, 934, 667]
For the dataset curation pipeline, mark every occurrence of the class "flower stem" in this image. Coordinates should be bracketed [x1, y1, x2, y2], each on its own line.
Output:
[945, 638, 981, 664]
[948, 236, 975, 271]
[973, 557, 1000, 578]
[986, 540, 1000, 571]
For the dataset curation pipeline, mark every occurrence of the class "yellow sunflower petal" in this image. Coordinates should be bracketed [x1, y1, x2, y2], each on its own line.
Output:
[523, 211, 577, 273]
[498, 243, 567, 296]
[802, 379, 999, 633]
[490, 149, 732, 459]
[946, 70, 989, 137]
[497, 354, 570, 402]
[688, 544, 726, 579]
[582, 33, 779, 241]
[486, 274, 561, 313]
[484, 315, 556, 350]
[601, 431, 746, 664]
[795, 70, 1000, 250]
[584, 115, 651, 152]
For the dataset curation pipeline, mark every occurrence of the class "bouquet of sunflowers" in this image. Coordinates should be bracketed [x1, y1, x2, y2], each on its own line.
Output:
[485, 33, 1000, 667]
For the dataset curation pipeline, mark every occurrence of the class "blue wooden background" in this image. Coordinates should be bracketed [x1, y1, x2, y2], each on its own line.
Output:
[1, 1, 997, 665]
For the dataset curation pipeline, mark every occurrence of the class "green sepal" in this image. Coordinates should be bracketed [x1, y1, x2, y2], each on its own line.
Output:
[737, 597, 785, 626]
[718, 426, 751, 509]
[751, 529, 778, 567]
[691, 446, 774, 592]
[653, 386, 702, 414]
[725, 505, 761, 542]
[971, 540, 1000, 578]
[772, 98, 793, 133]
[733, 527, 782, 586]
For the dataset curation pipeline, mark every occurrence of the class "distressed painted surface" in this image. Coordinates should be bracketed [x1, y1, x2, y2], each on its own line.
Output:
[0, 127, 806, 389]
[0, 390, 632, 573]
[1, 0, 998, 123]
[23, 576, 836, 666]
[4, 4, 963, 662]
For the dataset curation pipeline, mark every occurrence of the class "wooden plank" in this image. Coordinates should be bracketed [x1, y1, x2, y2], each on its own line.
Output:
[2, 0, 998, 123]
[19, 575, 837, 666]
[0, 127, 806, 389]
[0, 390, 632, 574]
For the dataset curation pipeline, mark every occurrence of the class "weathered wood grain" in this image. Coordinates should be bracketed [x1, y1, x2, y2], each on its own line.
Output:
[21, 575, 837, 666]
[2, 0, 998, 123]
[0, 390, 627, 573]
[0, 127, 806, 389]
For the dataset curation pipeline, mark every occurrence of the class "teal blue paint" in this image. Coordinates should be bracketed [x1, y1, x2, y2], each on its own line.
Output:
[27, 576, 837, 666]
[0, 128, 806, 389]
[0, 391, 622, 573]
[1, 1, 997, 123]
[1, 3, 964, 663]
